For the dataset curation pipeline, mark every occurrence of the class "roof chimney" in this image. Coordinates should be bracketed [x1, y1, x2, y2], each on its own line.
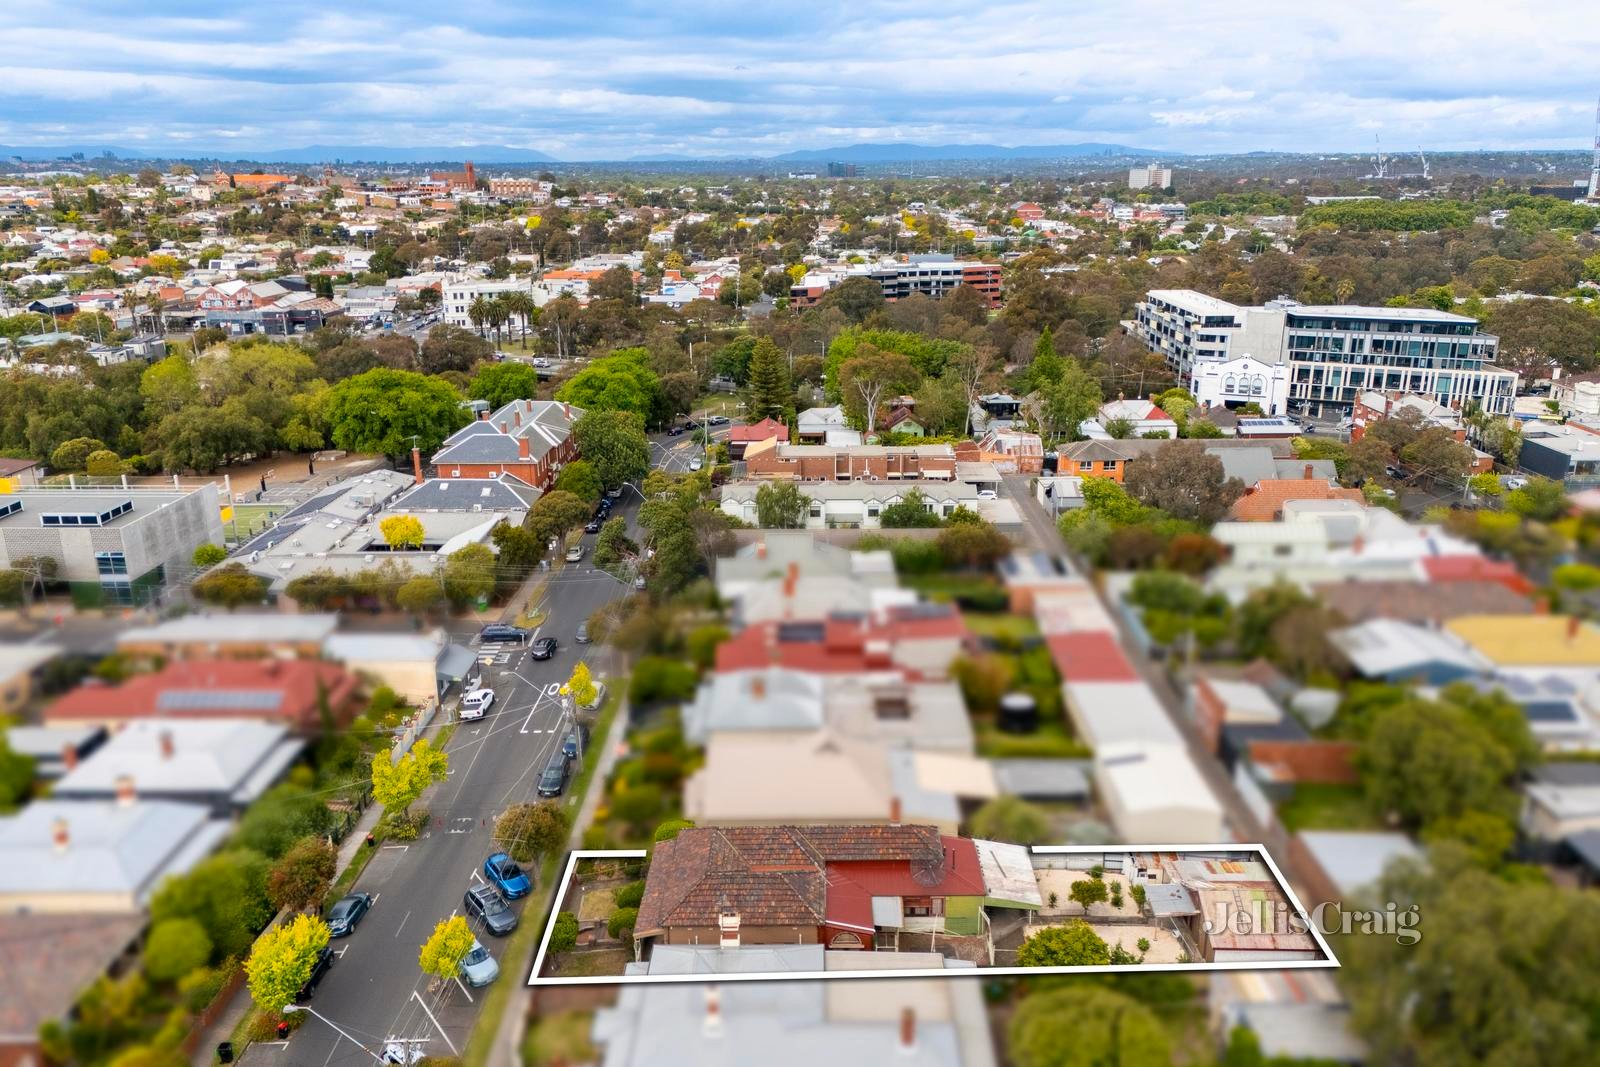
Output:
[498, 421, 508, 435]
[525, 399, 534, 414]
[1304, 463, 1314, 480]
[412, 446, 424, 485]
[61, 742, 79, 772]
[703, 985, 724, 1036]
[513, 409, 522, 427]
[518, 436, 531, 460]
[756, 540, 767, 560]
[52, 816, 70, 852]
[158, 729, 175, 759]
[114, 774, 136, 807]
[750, 674, 767, 700]
[478, 408, 489, 421]
[1569, 615, 1582, 642]
[898, 1008, 917, 1054]
[889, 795, 902, 824]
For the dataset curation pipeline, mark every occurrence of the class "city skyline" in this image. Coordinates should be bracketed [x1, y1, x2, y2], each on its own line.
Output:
[3, 1, 1599, 160]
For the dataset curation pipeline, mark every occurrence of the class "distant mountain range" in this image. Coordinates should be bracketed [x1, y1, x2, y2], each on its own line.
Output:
[771, 142, 1171, 163]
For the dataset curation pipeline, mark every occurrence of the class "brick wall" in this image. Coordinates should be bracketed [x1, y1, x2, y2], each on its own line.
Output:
[1246, 740, 1358, 784]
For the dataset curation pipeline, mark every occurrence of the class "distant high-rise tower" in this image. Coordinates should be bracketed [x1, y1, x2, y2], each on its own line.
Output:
[1589, 94, 1600, 200]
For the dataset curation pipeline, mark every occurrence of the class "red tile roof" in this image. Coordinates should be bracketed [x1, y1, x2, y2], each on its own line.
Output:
[729, 418, 788, 443]
[1045, 632, 1138, 682]
[45, 659, 361, 731]
[1229, 480, 1365, 521]
[714, 606, 968, 673]
[1420, 555, 1536, 596]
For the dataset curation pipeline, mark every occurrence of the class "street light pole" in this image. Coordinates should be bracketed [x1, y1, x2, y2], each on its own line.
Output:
[282, 1005, 387, 1065]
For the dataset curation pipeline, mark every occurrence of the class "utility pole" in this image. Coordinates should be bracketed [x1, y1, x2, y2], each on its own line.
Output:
[1589, 93, 1600, 201]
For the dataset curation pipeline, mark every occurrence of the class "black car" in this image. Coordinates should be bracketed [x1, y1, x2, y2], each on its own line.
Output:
[480, 624, 529, 645]
[667, 425, 684, 436]
[536, 749, 572, 797]
[584, 517, 603, 534]
[530, 636, 558, 660]
[296, 946, 336, 1000]
[561, 723, 590, 759]
[326, 892, 372, 938]
[463, 884, 519, 937]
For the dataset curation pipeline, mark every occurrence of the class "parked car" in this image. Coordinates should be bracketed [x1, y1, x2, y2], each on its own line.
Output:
[633, 575, 647, 590]
[689, 457, 703, 471]
[584, 518, 602, 534]
[530, 636, 558, 660]
[479, 624, 528, 645]
[562, 723, 591, 759]
[575, 621, 590, 643]
[667, 425, 684, 436]
[536, 749, 572, 798]
[460, 688, 495, 720]
[565, 544, 584, 562]
[296, 946, 336, 1000]
[578, 680, 607, 713]
[483, 852, 531, 898]
[707, 414, 729, 425]
[463, 884, 518, 936]
[607, 486, 624, 499]
[976, 489, 998, 500]
[1504, 475, 1530, 490]
[326, 893, 373, 938]
[460, 940, 500, 987]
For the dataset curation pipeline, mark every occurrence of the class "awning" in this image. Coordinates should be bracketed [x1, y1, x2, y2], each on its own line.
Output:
[436, 643, 477, 683]
[871, 896, 903, 928]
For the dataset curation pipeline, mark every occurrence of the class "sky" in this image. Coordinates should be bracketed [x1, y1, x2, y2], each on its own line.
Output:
[2, 0, 1598, 160]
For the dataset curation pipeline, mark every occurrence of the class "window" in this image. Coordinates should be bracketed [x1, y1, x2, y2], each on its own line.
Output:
[1103, 460, 1118, 472]
[95, 551, 128, 576]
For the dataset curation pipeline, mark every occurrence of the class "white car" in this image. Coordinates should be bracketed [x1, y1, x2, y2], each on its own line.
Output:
[1504, 476, 1530, 490]
[976, 489, 998, 500]
[460, 940, 500, 987]
[460, 688, 495, 720]
[579, 680, 608, 713]
[565, 544, 585, 562]
[689, 457, 704, 471]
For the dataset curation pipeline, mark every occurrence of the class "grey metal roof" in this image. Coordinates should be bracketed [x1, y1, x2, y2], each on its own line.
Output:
[1297, 831, 1421, 898]
[1143, 882, 1200, 917]
[119, 613, 339, 646]
[1235, 1003, 1366, 1064]
[990, 759, 1091, 799]
[391, 475, 538, 511]
[51, 719, 299, 799]
[0, 799, 227, 900]
[625, 944, 825, 975]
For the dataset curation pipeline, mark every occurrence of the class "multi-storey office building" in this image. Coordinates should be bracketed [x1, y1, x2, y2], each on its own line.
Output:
[441, 276, 534, 333]
[790, 257, 1001, 310]
[1133, 290, 1518, 418]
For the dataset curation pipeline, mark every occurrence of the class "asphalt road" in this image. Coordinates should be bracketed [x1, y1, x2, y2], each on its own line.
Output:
[287, 504, 639, 1066]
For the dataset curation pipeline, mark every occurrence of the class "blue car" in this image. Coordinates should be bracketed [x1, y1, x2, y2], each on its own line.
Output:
[484, 852, 531, 899]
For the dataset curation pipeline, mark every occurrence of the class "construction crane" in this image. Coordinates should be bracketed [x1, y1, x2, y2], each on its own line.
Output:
[1589, 94, 1600, 200]
[1418, 147, 1430, 182]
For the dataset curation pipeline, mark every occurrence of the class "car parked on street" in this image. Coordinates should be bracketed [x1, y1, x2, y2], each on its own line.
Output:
[562, 723, 591, 759]
[296, 946, 336, 1000]
[689, 457, 703, 471]
[460, 940, 500, 987]
[536, 749, 572, 798]
[530, 636, 558, 660]
[483, 852, 531, 898]
[584, 517, 602, 534]
[463, 884, 518, 936]
[667, 425, 684, 436]
[460, 687, 495, 720]
[479, 624, 528, 645]
[578, 680, 607, 713]
[565, 544, 584, 562]
[326, 893, 373, 938]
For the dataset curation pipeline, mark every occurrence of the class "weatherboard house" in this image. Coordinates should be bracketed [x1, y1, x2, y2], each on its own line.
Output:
[633, 824, 1037, 958]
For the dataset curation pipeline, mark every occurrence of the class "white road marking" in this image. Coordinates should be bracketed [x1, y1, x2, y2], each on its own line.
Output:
[394, 910, 411, 938]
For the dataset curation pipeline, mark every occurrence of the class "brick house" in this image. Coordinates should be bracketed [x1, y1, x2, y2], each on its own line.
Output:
[727, 417, 788, 460]
[430, 399, 582, 490]
[632, 824, 988, 957]
[743, 442, 962, 482]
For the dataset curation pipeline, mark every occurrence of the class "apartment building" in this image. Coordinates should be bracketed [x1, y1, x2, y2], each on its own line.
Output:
[0, 485, 223, 606]
[1128, 164, 1173, 190]
[1133, 290, 1518, 417]
[441, 276, 534, 331]
[487, 176, 553, 201]
[790, 256, 1001, 310]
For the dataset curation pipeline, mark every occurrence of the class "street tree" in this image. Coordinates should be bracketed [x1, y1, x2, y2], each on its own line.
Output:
[150, 850, 272, 960]
[755, 481, 809, 528]
[572, 409, 651, 488]
[245, 913, 331, 1017]
[552, 459, 602, 502]
[1016, 919, 1111, 966]
[442, 543, 496, 606]
[594, 517, 638, 570]
[494, 801, 570, 863]
[566, 661, 598, 708]
[370, 738, 449, 823]
[525, 489, 592, 545]
[468, 362, 540, 408]
[418, 915, 476, 982]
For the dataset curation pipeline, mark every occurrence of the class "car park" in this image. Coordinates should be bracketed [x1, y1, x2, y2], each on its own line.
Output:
[530, 636, 559, 660]
[565, 544, 584, 562]
[463, 884, 519, 936]
[460, 687, 495, 719]
[460, 940, 500, 986]
[536, 749, 572, 797]
[326, 893, 373, 938]
[296, 946, 336, 1000]
[479, 624, 528, 645]
[484, 852, 532, 898]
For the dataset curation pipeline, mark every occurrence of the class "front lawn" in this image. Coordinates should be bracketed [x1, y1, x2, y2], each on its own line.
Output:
[974, 716, 1090, 760]
[963, 612, 1040, 643]
[1277, 782, 1380, 832]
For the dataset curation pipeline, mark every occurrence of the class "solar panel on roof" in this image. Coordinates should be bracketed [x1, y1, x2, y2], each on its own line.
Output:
[156, 689, 284, 711]
[776, 622, 825, 643]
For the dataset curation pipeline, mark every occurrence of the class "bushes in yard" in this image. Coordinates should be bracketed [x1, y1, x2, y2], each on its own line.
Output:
[143, 919, 213, 984]
[549, 912, 579, 954]
[607, 907, 639, 940]
[614, 880, 646, 908]
[628, 656, 698, 704]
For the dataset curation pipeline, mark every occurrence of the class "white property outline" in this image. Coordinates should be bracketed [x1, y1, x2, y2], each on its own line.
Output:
[527, 843, 1340, 986]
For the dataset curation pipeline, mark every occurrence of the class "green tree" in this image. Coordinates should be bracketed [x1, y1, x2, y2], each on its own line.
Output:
[1123, 441, 1246, 524]
[525, 489, 592, 546]
[1017, 919, 1112, 966]
[84, 449, 123, 476]
[379, 514, 425, 549]
[744, 337, 793, 423]
[396, 575, 446, 614]
[1069, 877, 1110, 910]
[442, 543, 496, 606]
[192, 543, 227, 567]
[548, 912, 579, 953]
[50, 435, 106, 471]
[419, 323, 494, 374]
[245, 913, 330, 1015]
[370, 737, 449, 821]
[572, 409, 650, 488]
[323, 368, 467, 460]
[755, 480, 809, 528]
[553, 459, 602, 502]
[1029, 360, 1102, 442]
[150, 849, 272, 961]
[266, 837, 337, 913]
[594, 516, 639, 570]
[555, 349, 662, 422]
[494, 801, 570, 863]
[191, 563, 269, 608]
[1009, 986, 1170, 1067]
[418, 914, 476, 981]
[879, 488, 941, 528]
[712, 336, 756, 384]
[1505, 477, 1569, 521]
[607, 906, 639, 940]
[467, 362, 540, 408]
[967, 795, 1050, 845]
[0, 733, 36, 810]
[1468, 471, 1503, 499]
[839, 346, 920, 434]
[936, 520, 1011, 569]
[142, 918, 213, 984]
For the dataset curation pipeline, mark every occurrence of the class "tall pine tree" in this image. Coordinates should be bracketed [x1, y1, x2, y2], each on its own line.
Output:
[745, 337, 793, 424]
[1028, 326, 1064, 391]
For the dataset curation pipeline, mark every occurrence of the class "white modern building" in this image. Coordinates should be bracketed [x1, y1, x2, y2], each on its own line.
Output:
[1193, 354, 1293, 416]
[441, 276, 534, 332]
[1129, 164, 1173, 190]
[1133, 290, 1518, 418]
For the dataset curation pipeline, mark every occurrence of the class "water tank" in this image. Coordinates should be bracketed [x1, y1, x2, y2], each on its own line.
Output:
[998, 691, 1038, 734]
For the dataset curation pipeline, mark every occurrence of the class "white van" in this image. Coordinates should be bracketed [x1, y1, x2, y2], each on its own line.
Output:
[460, 688, 495, 720]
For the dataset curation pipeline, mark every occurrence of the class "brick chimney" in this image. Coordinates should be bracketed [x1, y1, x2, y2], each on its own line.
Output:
[518, 436, 531, 460]
[755, 540, 767, 560]
[52, 816, 70, 852]
[158, 729, 175, 759]
[114, 774, 136, 807]
[513, 409, 522, 427]
[750, 673, 767, 700]
[889, 795, 902, 823]
[478, 408, 489, 421]
[562, 403, 572, 420]
[412, 446, 424, 485]
[61, 742, 79, 772]
[1304, 463, 1315, 480]
[703, 985, 724, 1036]
[898, 1009, 916, 1054]
[498, 421, 508, 435]
[525, 399, 534, 415]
